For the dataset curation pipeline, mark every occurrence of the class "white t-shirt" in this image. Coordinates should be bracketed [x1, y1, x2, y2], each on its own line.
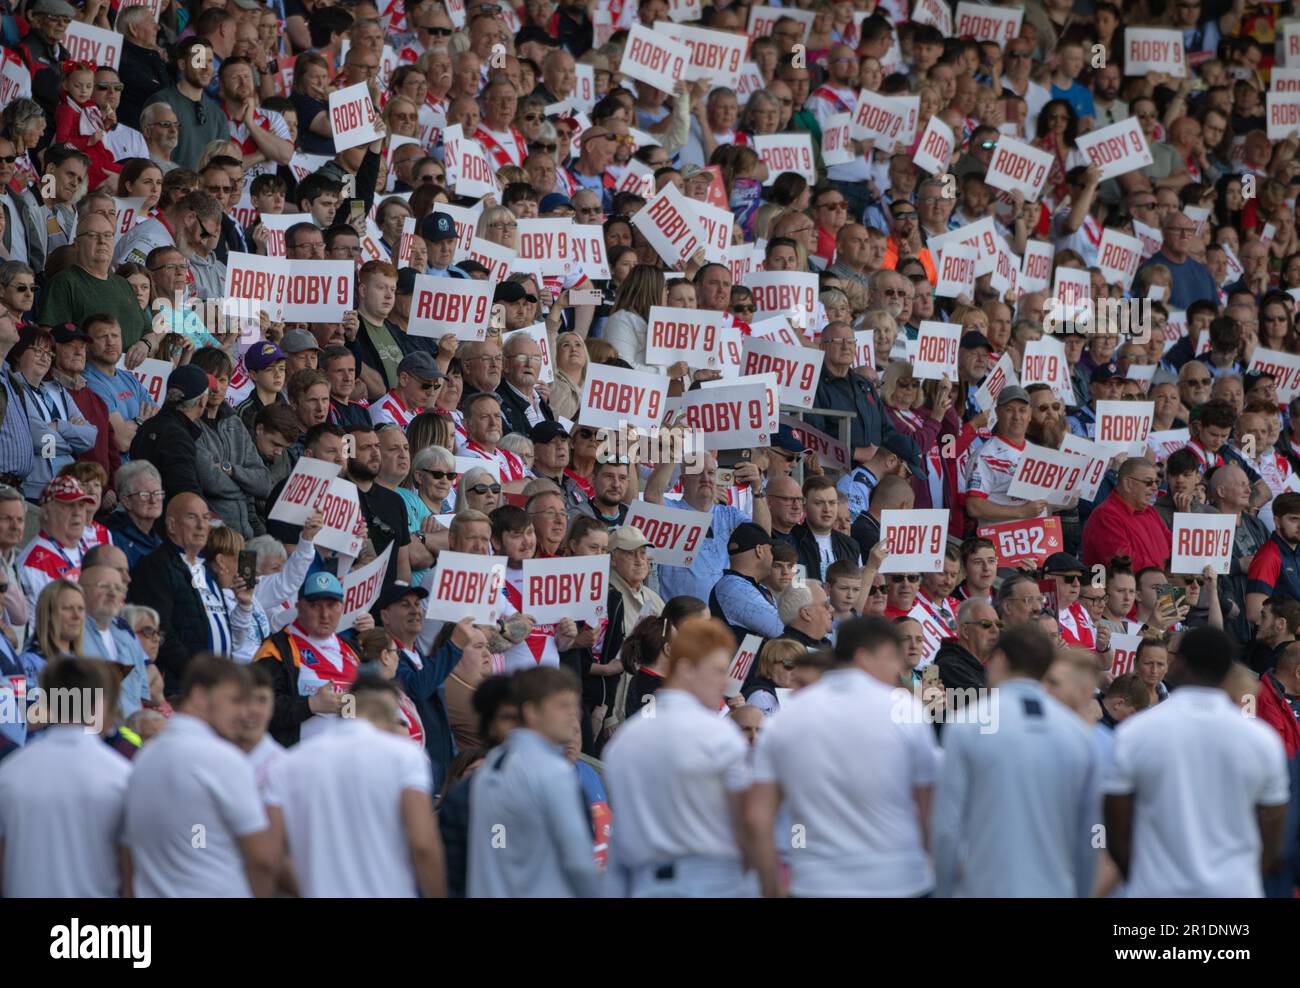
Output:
[246, 732, 287, 802]
[125, 713, 268, 897]
[266, 718, 432, 897]
[0, 726, 131, 897]
[814, 531, 835, 573]
[1102, 686, 1289, 897]
[752, 666, 938, 896]
[602, 689, 751, 869]
[103, 124, 150, 162]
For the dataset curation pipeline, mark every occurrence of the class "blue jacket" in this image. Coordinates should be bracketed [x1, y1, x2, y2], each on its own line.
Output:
[82, 616, 151, 721]
[397, 638, 463, 794]
[809, 368, 900, 457]
[104, 509, 162, 569]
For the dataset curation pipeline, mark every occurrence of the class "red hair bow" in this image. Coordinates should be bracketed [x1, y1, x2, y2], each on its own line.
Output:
[59, 58, 98, 76]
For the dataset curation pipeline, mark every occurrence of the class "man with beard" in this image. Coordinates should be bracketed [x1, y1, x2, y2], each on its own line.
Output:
[1025, 383, 1083, 547]
[569, 460, 631, 528]
[529, 422, 588, 510]
[345, 426, 412, 589]
[1091, 62, 1128, 129]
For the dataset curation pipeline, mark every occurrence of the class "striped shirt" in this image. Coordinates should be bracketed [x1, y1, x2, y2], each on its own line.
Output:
[369, 390, 421, 430]
[0, 370, 34, 478]
[463, 439, 530, 482]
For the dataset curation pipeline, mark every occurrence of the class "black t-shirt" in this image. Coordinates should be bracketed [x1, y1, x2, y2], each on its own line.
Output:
[357, 481, 410, 587]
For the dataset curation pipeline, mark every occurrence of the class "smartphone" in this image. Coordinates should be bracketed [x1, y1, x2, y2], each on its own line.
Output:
[347, 198, 365, 231]
[237, 550, 258, 590]
[715, 467, 735, 488]
[1154, 583, 1178, 614]
[716, 449, 752, 469]
[922, 664, 941, 688]
[569, 288, 603, 306]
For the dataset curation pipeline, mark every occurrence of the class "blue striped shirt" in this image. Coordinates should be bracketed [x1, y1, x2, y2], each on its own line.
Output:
[0, 371, 34, 478]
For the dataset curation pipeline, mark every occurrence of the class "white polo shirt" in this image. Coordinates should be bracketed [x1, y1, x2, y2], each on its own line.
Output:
[602, 689, 751, 869]
[246, 733, 286, 802]
[125, 713, 268, 898]
[1102, 686, 1289, 898]
[265, 718, 432, 897]
[752, 666, 938, 897]
[0, 726, 132, 897]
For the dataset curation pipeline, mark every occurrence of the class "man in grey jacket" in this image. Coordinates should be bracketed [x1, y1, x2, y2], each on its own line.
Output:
[191, 349, 271, 538]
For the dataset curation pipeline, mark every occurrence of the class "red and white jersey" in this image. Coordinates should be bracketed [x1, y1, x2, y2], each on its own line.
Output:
[501, 573, 559, 672]
[473, 124, 528, 169]
[965, 435, 1039, 511]
[226, 360, 254, 408]
[463, 439, 531, 482]
[444, 409, 468, 450]
[223, 106, 292, 178]
[555, 165, 576, 198]
[915, 589, 957, 637]
[1058, 601, 1097, 649]
[369, 390, 422, 429]
[1248, 448, 1299, 498]
[807, 83, 855, 124]
[78, 521, 111, 557]
[1185, 438, 1225, 474]
[418, 103, 443, 151]
[17, 532, 83, 622]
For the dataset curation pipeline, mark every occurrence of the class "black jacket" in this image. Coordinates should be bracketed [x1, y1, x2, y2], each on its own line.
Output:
[782, 624, 830, 649]
[809, 368, 900, 458]
[127, 540, 229, 694]
[129, 405, 202, 502]
[790, 522, 860, 582]
[933, 638, 987, 692]
[119, 40, 173, 130]
[495, 379, 555, 438]
[349, 320, 436, 393]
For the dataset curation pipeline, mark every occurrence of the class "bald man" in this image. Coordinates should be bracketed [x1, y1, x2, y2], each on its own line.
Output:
[127, 491, 231, 691]
[730, 704, 764, 746]
[829, 223, 872, 292]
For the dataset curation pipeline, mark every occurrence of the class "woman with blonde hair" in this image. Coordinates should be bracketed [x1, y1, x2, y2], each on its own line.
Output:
[456, 466, 501, 515]
[551, 331, 587, 420]
[860, 308, 900, 373]
[585, 338, 618, 365]
[744, 637, 803, 716]
[950, 305, 990, 335]
[880, 360, 951, 509]
[476, 204, 518, 250]
[752, 203, 786, 242]
[204, 526, 265, 664]
[19, 579, 86, 697]
[602, 263, 668, 374]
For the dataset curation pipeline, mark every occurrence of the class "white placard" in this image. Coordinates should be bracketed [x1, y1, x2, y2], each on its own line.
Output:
[912, 117, 956, 176]
[743, 270, 820, 332]
[112, 197, 147, 243]
[313, 477, 366, 557]
[623, 499, 713, 568]
[985, 134, 1054, 201]
[268, 457, 341, 525]
[580, 362, 670, 431]
[668, 23, 748, 89]
[853, 330, 877, 372]
[975, 351, 1018, 413]
[1267, 92, 1300, 141]
[878, 509, 949, 573]
[632, 182, 705, 267]
[927, 215, 998, 278]
[821, 112, 854, 166]
[933, 243, 978, 299]
[1076, 118, 1155, 181]
[753, 132, 817, 185]
[1170, 512, 1233, 575]
[223, 251, 287, 322]
[444, 124, 498, 199]
[1133, 218, 1163, 259]
[725, 634, 762, 697]
[747, 5, 814, 40]
[258, 212, 314, 258]
[1058, 433, 1108, 501]
[646, 306, 722, 369]
[1094, 400, 1154, 457]
[849, 93, 910, 148]
[328, 81, 383, 152]
[407, 274, 495, 340]
[63, 21, 122, 68]
[740, 335, 823, 407]
[515, 217, 573, 277]
[782, 415, 851, 472]
[913, 0, 954, 34]
[520, 555, 610, 624]
[568, 225, 612, 280]
[1051, 266, 1092, 327]
[0, 51, 32, 106]
[460, 236, 514, 284]
[425, 551, 507, 624]
[619, 23, 689, 88]
[1125, 28, 1187, 78]
[1019, 239, 1054, 293]
[693, 199, 735, 264]
[953, 2, 1023, 44]
[913, 321, 961, 381]
[1097, 228, 1145, 292]
[669, 379, 777, 449]
[1109, 632, 1143, 677]
[1007, 442, 1092, 506]
[734, 62, 765, 105]
[281, 260, 354, 322]
[1147, 427, 1191, 462]
[337, 544, 393, 632]
[1020, 336, 1074, 406]
[1248, 347, 1300, 402]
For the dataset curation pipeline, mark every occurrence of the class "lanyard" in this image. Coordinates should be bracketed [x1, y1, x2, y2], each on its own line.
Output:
[28, 381, 61, 422]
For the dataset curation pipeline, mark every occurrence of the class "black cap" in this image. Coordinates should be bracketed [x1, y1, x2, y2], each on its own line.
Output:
[458, 259, 490, 277]
[727, 522, 777, 555]
[420, 212, 458, 242]
[395, 266, 419, 295]
[883, 433, 923, 475]
[52, 323, 90, 344]
[773, 424, 809, 455]
[1043, 551, 1085, 575]
[371, 582, 429, 614]
[529, 420, 570, 444]
[1245, 368, 1274, 384]
[1091, 361, 1121, 383]
[397, 351, 445, 381]
[495, 281, 537, 304]
[167, 364, 211, 402]
[960, 330, 992, 351]
[515, 25, 558, 47]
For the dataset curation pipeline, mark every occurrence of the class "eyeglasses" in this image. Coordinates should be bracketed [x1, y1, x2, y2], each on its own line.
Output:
[1180, 577, 1205, 587]
[489, 220, 517, 230]
[1006, 50, 1031, 59]
[1079, 595, 1106, 605]
[890, 574, 921, 584]
[136, 626, 163, 640]
[96, 82, 125, 92]
[1012, 593, 1045, 605]
[529, 508, 565, 520]
[9, 283, 34, 293]
[509, 354, 542, 365]
[0, 155, 17, 166]
[127, 490, 165, 500]
[148, 120, 180, 130]
[816, 200, 848, 211]
[469, 483, 503, 495]
[419, 469, 455, 481]
[464, 354, 503, 365]
[415, 378, 443, 390]
[962, 619, 1003, 630]
[328, 245, 363, 257]
[149, 262, 188, 273]
[576, 428, 600, 440]
[897, 379, 919, 388]
[523, 113, 541, 123]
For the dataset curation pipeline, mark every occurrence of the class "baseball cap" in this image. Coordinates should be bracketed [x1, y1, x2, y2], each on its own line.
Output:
[31, 0, 77, 15]
[883, 433, 923, 475]
[1043, 551, 1085, 575]
[457, 259, 490, 278]
[539, 193, 573, 215]
[300, 571, 344, 602]
[41, 476, 95, 505]
[372, 582, 429, 613]
[495, 281, 537, 304]
[51, 323, 89, 344]
[727, 522, 777, 555]
[679, 164, 707, 181]
[529, 421, 570, 444]
[772, 425, 810, 455]
[609, 525, 651, 551]
[421, 212, 459, 242]
[1091, 361, 1121, 383]
[1245, 367, 1275, 385]
[996, 385, 1030, 407]
[395, 267, 419, 296]
[397, 351, 445, 381]
[960, 330, 993, 351]
[244, 341, 286, 371]
[515, 25, 557, 48]
[167, 364, 212, 402]
[281, 329, 320, 354]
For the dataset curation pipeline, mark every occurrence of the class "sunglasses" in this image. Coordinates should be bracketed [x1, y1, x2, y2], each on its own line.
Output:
[868, 583, 887, 596]
[423, 26, 454, 35]
[890, 574, 921, 584]
[732, 303, 756, 313]
[420, 469, 456, 481]
[1181, 577, 1205, 587]
[469, 483, 502, 495]
[576, 428, 599, 440]
[0, 155, 18, 165]
[531, 142, 558, 153]
[963, 619, 1003, 630]
[96, 82, 124, 92]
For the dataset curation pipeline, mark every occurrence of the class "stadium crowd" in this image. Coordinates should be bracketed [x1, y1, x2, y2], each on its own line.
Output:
[0, 0, 1298, 900]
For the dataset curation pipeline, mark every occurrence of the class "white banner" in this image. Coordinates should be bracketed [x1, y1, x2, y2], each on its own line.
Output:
[821, 112, 855, 166]
[632, 182, 705, 267]
[281, 260, 354, 322]
[313, 477, 366, 557]
[878, 509, 949, 573]
[933, 243, 977, 299]
[646, 306, 721, 369]
[1110, 632, 1143, 677]
[1019, 239, 1053, 293]
[1007, 443, 1093, 506]
[569, 225, 611, 280]
[669, 379, 777, 449]
[1094, 400, 1155, 458]
[740, 334, 823, 407]
[928, 216, 998, 278]
[753, 132, 817, 185]
[1097, 228, 1145, 291]
[725, 633, 762, 697]
[849, 93, 911, 148]
[1058, 433, 1108, 501]
[258, 212, 314, 258]
[1076, 118, 1155, 181]
[1267, 92, 1300, 141]
[1170, 512, 1233, 575]
[460, 236, 514, 284]
[328, 81, 383, 152]
[619, 23, 689, 88]
[912, 117, 955, 176]
[744, 270, 820, 332]
[1248, 347, 1300, 402]
[1020, 336, 1074, 406]
[781, 415, 850, 472]
[913, 321, 961, 381]
[425, 551, 508, 624]
[1148, 427, 1190, 462]
[974, 351, 1018, 413]
[985, 134, 1054, 201]
[580, 362, 670, 431]
[407, 274, 495, 340]
[63, 21, 122, 68]
[338, 545, 393, 632]
[515, 217, 574, 277]
[268, 457, 341, 525]
[668, 23, 747, 89]
[623, 499, 713, 568]
[520, 555, 610, 624]
[953, 2, 1023, 44]
[223, 251, 287, 322]
[1125, 28, 1187, 77]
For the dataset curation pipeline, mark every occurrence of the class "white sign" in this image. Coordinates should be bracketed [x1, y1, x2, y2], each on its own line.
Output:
[623, 499, 713, 568]
[460, 236, 514, 284]
[338, 545, 393, 632]
[693, 200, 735, 264]
[1076, 118, 1154, 181]
[670, 379, 777, 449]
[913, 321, 961, 381]
[632, 182, 705, 267]
[668, 23, 748, 89]
[853, 330, 877, 373]
[1248, 347, 1300, 402]
[1267, 92, 1300, 141]
[1094, 400, 1155, 457]
[515, 217, 573, 276]
[985, 134, 1054, 201]
[425, 551, 507, 624]
[520, 555, 610, 624]
[754, 133, 817, 185]
[1110, 632, 1143, 676]
[581, 362, 670, 431]
[281, 260, 354, 322]
[1147, 427, 1191, 462]
[407, 274, 495, 340]
[646, 306, 721, 369]
[928, 216, 998, 278]
[258, 212, 314, 258]
[1058, 433, 1108, 501]
[933, 243, 978, 299]
[1125, 28, 1187, 77]
[269, 457, 341, 525]
[782, 415, 850, 472]
[1170, 512, 1234, 576]
[740, 335, 823, 407]
[821, 112, 855, 166]
[913, 117, 956, 176]
[850, 93, 910, 148]
[619, 23, 689, 88]
[744, 270, 820, 332]
[747, 5, 814, 40]
[223, 251, 287, 322]
[1007, 443, 1092, 506]
[975, 351, 1018, 414]
[328, 82, 383, 152]
[568, 225, 611, 280]
[1021, 336, 1074, 406]
[313, 477, 366, 557]
[878, 509, 949, 573]
[725, 634, 762, 697]
[63, 21, 122, 69]
[1019, 239, 1054, 293]
[953, 2, 1023, 44]
[1097, 228, 1145, 292]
